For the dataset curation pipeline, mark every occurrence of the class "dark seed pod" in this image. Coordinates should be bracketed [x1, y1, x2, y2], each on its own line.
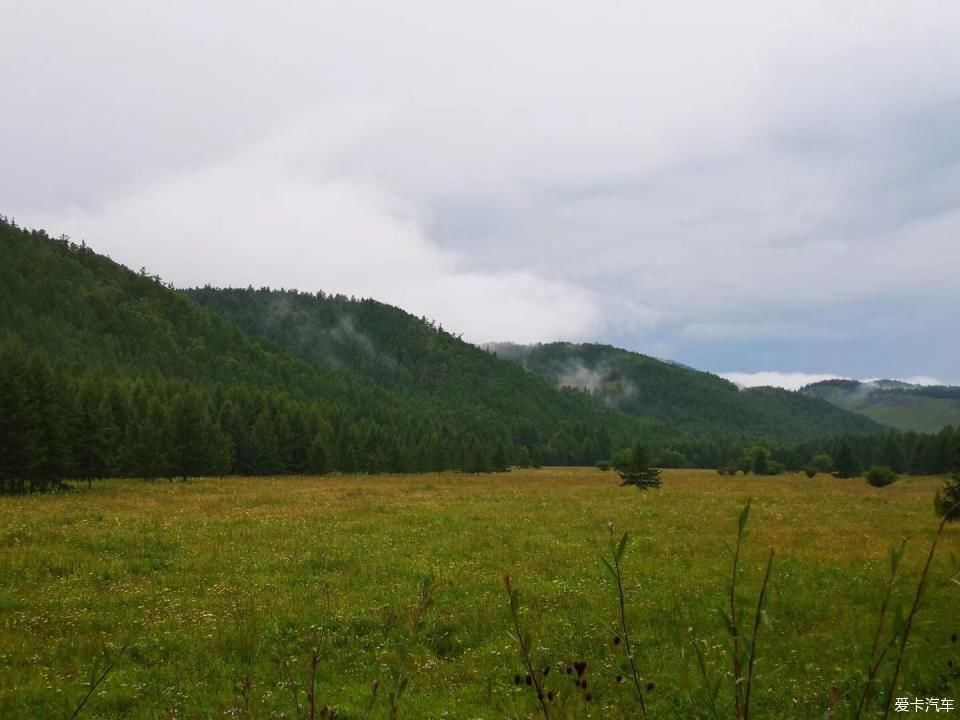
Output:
[616, 675, 623, 683]
[646, 682, 656, 692]
[952, 633, 958, 643]
[543, 666, 550, 676]
[514, 674, 522, 685]
[574, 661, 587, 677]
[585, 693, 592, 703]
[613, 635, 621, 646]
[566, 667, 573, 675]
[547, 691, 554, 702]
[526, 674, 532, 686]
[581, 680, 588, 690]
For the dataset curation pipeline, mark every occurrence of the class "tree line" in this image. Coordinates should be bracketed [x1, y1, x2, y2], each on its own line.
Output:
[0, 339, 626, 494]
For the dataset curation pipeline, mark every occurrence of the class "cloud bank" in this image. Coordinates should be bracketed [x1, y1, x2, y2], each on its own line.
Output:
[2, 0, 958, 376]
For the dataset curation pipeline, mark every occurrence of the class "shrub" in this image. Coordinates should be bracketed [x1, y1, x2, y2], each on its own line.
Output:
[595, 460, 611, 472]
[804, 467, 817, 479]
[934, 471, 960, 521]
[810, 454, 834, 474]
[658, 449, 686, 468]
[865, 465, 897, 488]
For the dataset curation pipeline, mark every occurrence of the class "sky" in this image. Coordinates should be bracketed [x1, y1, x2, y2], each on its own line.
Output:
[2, 0, 959, 388]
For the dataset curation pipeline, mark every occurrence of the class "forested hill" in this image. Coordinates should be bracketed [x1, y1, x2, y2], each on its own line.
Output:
[186, 285, 656, 448]
[800, 379, 960, 433]
[487, 342, 885, 440]
[0, 217, 644, 490]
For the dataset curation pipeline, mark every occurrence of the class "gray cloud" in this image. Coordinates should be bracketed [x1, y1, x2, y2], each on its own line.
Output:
[2, 0, 958, 376]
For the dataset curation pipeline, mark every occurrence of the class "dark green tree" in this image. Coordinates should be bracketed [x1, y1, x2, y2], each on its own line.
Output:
[530, 447, 544, 469]
[170, 391, 226, 481]
[752, 447, 770, 476]
[617, 441, 661, 489]
[835, 442, 860, 479]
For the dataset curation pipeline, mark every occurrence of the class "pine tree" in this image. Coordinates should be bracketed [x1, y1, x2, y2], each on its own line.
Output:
[880, 436, 905, 473]
[531, 447, 544, 469]
[73, 381, 118, 489]
[835, 442, 860, 479]
[170, 390, 225, 481]
[752, 447, 770, 476]
[129, 396, 173, 481]
[308, 431, 329, 474]
[516, 445, 531, 469]
[250, 410, 282, 475]
[0, 340, 42, 494]
[617, 441, 661, 489]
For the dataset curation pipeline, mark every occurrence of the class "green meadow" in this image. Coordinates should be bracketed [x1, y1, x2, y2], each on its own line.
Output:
[1, 469, 957, 718]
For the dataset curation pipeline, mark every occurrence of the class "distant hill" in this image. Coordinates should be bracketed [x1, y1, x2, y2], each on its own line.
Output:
[486, 342, 884, 440]
[800, 379, 960, 433]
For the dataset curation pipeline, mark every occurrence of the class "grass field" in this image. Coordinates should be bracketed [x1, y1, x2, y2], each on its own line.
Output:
[1, 469, 958, 718]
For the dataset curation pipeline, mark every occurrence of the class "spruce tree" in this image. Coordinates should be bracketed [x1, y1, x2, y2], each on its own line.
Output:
[618, 441, 661, 489]
[835, 442, 860, 479]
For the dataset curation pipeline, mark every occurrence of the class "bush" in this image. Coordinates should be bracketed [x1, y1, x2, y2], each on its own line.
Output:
[804, 467, 817, 478]
[934, 471, 960, 521]
[809, 454, 834, 474]
[865, 465, 897, 488]
[658, 449, 687, 468]
[595, 459, 611, 472]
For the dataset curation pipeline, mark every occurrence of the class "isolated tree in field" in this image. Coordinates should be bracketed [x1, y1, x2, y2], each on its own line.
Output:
[835, 443, 860, 479]
[618, 441, 661, 489]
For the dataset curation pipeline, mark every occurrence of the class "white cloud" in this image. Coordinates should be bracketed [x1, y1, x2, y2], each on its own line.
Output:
[34, 125, 604, 345]
[720, 372, 847, 391]
[3, 0, 960, 373]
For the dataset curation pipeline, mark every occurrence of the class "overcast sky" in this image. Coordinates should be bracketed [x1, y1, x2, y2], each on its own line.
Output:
[2, 1, 958, 388]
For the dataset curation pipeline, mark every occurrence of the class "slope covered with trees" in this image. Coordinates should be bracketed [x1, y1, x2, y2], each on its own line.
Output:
[0, 217, 642, 492]
[2, 216, 957, 495]
[800, 379, 960, 433]
[488, 342, 884, 440]
[185, 286, 649, 451]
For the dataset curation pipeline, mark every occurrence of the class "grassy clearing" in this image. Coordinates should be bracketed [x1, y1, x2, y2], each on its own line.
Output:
[1, 469, 958, 718]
